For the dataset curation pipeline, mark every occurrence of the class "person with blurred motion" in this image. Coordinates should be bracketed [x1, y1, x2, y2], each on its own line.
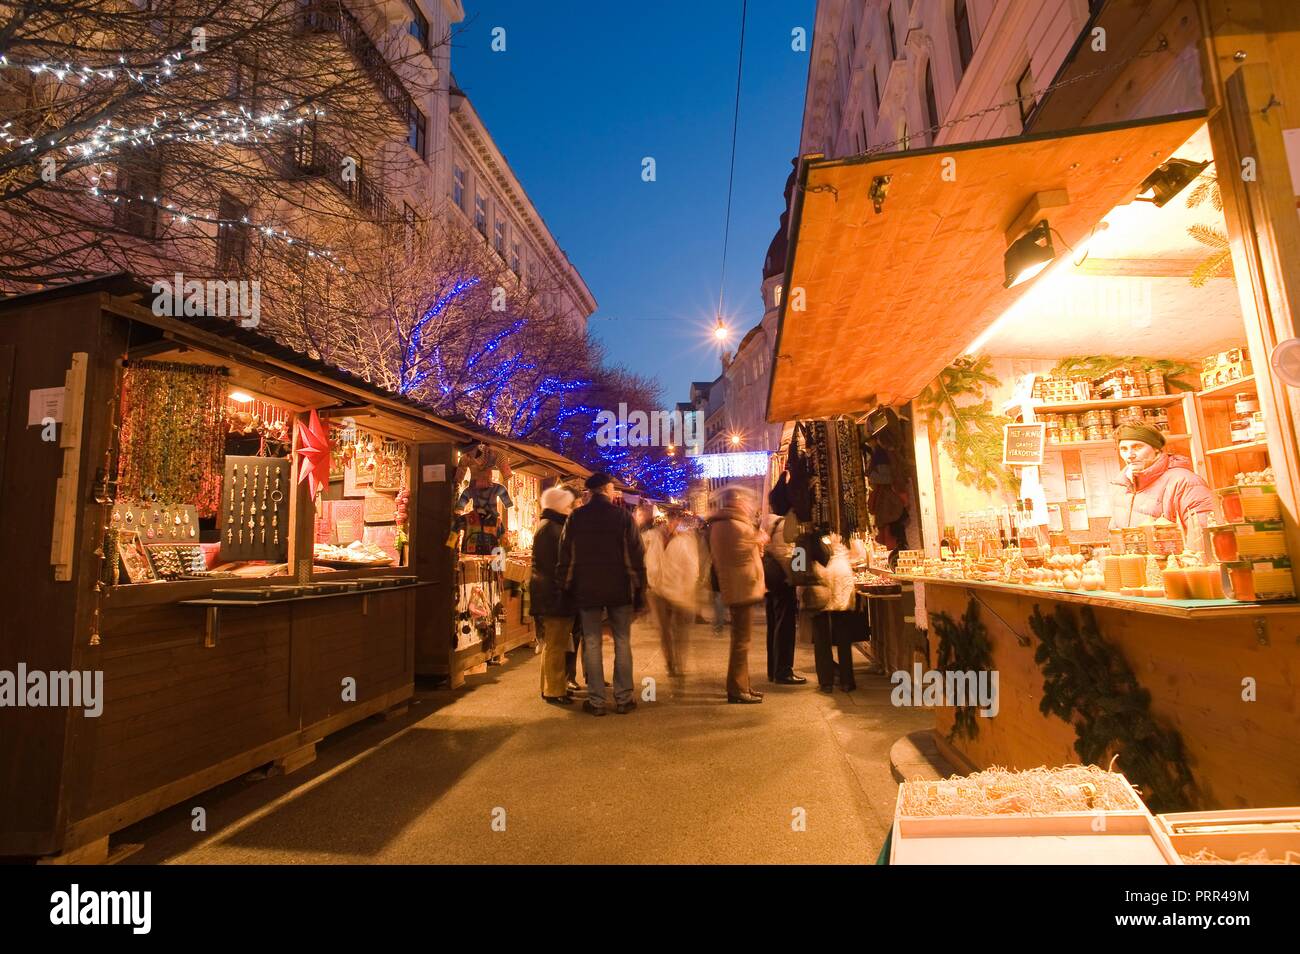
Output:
[762, 512, 806, 685]
[556, 473, 647, 716]
[707, 486, 766, 704]
[643, 508, 699, 677]
[530, 485, 578, 706]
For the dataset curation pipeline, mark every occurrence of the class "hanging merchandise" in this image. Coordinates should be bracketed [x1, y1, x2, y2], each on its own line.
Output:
[227, 396, 291, 456]
[784, 427, 814, 522]
[801, 420, 834, 528]
[836, 418, 866, 538]
[373, 439, 407, 493]
[456, 481, 514, 555]
[117, 360, 227, 516]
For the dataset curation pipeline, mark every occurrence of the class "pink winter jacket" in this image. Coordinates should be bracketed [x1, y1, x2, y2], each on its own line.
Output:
[1108, 453, 1216, 531]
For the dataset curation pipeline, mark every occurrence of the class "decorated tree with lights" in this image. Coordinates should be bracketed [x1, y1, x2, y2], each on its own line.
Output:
[0, 0, 445, 291]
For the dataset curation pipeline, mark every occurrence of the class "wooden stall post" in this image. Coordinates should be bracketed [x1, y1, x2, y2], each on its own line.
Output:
[414, 442, 456, 676]
[1199, 4, 1300, 592]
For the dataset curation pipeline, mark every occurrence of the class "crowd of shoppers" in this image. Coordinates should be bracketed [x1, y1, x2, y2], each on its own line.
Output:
[527, 473, 860, 715]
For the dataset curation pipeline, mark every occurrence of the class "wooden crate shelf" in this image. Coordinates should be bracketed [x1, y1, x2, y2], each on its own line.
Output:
[1032, 394, 1186, 415]
[1197, 375, 1256, 401]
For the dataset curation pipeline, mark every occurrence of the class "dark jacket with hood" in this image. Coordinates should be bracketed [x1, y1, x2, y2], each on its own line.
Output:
[530, 508, 571, 618]
[556, 494, 647, 610]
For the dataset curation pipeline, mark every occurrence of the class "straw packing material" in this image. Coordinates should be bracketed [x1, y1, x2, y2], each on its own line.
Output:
[1181, 848, 1300, 865]
[899, 765, 1144, 817]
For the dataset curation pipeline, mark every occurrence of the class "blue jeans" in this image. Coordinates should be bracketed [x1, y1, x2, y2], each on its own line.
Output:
[580, 605, 634, 710]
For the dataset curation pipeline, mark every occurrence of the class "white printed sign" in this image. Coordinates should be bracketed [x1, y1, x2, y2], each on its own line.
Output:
[28, 387, 64, 426]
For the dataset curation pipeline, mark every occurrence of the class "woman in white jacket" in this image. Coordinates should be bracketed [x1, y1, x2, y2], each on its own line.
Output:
[799, 535, 858, 692]
[642, 510, 698, 676]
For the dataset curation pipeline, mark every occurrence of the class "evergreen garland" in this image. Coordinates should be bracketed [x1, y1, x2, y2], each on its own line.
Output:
[915, 356, 1013, 494]
[932, 597, 995, 742]
[1051, 355, 1196, 391]
[1030, 603, 1196, 812]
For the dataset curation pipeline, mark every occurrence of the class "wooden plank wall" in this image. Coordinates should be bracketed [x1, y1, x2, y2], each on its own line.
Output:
[0, 293, 105, 855]
[926, 584, 1300, 809]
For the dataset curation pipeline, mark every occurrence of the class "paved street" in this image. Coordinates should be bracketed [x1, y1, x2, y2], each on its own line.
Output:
[122, 616, 929, 864]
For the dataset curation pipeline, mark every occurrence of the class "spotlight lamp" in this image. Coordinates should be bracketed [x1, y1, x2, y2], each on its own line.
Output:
[1003, 218, 1055, 289]
[1136, 158, 1210, 208]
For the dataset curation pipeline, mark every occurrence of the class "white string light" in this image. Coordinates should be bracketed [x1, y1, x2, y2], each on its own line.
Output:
[88, 182, 346, 273]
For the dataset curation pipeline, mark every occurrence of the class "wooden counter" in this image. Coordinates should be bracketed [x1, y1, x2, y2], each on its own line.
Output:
[896, 574, 1300, 619]
[918, 579, 1300, 811]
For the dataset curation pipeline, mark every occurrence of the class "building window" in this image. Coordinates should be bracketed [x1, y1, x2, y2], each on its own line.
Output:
[528, 261, 538, 289]
[453, 165, 466, 210]
[774, 284, 783, 308]
[924, 61, 938, 140]
[475, 194, 487, 236]
[408, 103, 427, 160]
[215, 193, 250, 274]
[860, 110, 870, 149]
[113, 154, 163, 239]
[405, 0, 430, 51]
[1016, 62, 1036, 128]
[899, 120, 909, 152]
[872, 66, 881, 114]
[511, 240, 521, 276]
[494, 217, 506, 256]
[230, 54, 261, 112]
[886, 3, 897, 61]
[954, 0, 974, 76]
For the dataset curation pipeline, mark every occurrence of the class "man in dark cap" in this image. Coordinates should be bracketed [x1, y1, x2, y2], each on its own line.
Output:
[1109, 423, 1215, 534]
[556, 473, 647, 715]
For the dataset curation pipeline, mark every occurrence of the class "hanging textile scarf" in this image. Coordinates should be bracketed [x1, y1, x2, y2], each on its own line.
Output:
[836, 418, 867, 538]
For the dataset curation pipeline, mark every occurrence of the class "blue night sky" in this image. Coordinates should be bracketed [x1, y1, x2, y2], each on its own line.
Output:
[452, 0, 814, 406]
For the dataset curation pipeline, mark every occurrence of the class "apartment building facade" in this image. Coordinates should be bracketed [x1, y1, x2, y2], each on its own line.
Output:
[444, 81, 596, 332]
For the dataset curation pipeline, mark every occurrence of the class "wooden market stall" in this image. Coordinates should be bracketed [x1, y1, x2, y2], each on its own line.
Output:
[419, 426, 590, 688]
[766, 9, 1300, 815]
[0, 276, 487, 862]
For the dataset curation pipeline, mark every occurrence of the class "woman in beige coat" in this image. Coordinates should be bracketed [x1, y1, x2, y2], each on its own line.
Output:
[707, 486, 766, 704]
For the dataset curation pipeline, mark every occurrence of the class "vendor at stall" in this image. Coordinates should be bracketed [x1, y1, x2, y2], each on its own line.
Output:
[1109, 423, 1216, 533]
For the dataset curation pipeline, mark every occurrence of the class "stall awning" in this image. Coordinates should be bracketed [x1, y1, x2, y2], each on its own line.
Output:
[766, 110, 1206, 422]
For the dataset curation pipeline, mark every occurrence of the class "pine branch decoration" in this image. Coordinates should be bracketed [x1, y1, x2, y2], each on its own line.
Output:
[1030, 603, 1196, 812]
[932, 597, 995, 742]
[916, 357, 1014, 493]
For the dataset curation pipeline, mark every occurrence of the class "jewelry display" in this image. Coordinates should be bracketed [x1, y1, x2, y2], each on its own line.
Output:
[220, 455, 291, 563]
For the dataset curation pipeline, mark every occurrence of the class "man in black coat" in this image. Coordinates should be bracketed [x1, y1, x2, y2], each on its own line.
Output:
[530, 485, 578, 706]
[556, 473, 646, 715]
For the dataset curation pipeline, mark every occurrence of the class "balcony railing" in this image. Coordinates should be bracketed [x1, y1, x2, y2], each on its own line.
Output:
[297, 0, 416, 125]
[279, 127, 402, 226]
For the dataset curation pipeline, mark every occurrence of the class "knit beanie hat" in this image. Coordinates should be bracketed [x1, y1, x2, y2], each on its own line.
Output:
[1115, 423, 1166, 449]
[541, 486, 576, 515]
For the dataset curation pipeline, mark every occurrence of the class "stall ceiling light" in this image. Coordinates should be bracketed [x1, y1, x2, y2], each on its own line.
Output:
[1003, 219, 1055, 288]
[228, 390, 255, 403]
[1136, 158, 1210, 208]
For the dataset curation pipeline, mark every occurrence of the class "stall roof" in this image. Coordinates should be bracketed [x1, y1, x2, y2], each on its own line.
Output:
[766, 110, 1206, 421]
[2, 275, 593, 475]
